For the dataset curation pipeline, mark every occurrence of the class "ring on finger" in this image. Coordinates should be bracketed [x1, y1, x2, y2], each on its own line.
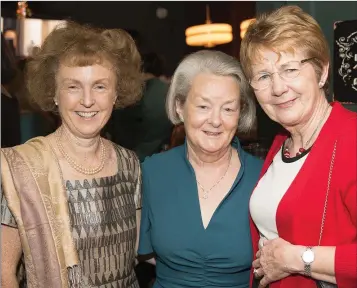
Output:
[254, 268, 263, 279]
[253, 268, 259, 279]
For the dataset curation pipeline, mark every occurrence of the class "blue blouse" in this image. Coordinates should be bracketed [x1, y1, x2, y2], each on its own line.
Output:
[138, 138, 263, 288]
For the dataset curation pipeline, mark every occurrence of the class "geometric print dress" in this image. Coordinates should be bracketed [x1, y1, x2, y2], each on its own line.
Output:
[1, 144, 142, 288]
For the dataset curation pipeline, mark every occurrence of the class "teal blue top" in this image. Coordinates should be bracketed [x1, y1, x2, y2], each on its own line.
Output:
[138, 137, 263, 288]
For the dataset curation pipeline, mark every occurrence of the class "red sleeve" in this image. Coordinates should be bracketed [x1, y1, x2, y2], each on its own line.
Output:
[335, 244, 357, 287]
[335, 118, 357, 287]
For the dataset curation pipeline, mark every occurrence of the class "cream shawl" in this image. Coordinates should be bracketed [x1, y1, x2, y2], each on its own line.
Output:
[1, 137, 81, 287]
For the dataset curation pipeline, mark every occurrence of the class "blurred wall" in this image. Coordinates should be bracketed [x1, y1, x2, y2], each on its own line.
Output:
[1, 1, 256, 75]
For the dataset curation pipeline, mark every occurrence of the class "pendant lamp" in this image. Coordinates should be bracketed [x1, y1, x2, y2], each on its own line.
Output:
[185, 5, 233, 48]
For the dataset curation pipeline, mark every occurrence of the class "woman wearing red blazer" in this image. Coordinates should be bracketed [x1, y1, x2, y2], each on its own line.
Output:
[239, 5, 356, 288]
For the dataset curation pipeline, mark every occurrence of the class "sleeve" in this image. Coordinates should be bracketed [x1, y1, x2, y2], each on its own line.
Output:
[334, 121, 357, 287]
[137, 162, 154, 256]
[134, 163, 142, 210]
[1, 185, 18, 228]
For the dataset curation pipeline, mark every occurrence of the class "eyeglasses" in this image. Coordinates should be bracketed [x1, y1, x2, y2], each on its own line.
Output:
[250, 58, 315, 91]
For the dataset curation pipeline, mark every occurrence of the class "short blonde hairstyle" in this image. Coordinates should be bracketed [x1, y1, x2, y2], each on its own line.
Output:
[240, 5, 330, 95]
[26, 21, 143, 112]
[166, 50, 256, 133]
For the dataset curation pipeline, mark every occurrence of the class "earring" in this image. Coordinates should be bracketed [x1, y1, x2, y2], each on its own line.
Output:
[54, 99, 58, 106]
[319, 82, 324, 88]
[179, 115, 184, 122]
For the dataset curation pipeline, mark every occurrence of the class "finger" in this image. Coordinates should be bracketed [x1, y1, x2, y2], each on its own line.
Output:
[262, 238, 272, 246]
[258, 276, 270, 288]
[255, 268, 264, 278]
[252, 258, 261, 268]
[256, 249, 261, 258]
[253, 268, 263, 280]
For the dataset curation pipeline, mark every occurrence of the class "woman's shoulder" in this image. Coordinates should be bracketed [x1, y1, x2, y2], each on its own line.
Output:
[331, 102, 357, 133]
[142, 145, 184, 169]
[243, 150, 264, 166]
[241, 150, 264, 179]
[1, 136, 49, 157]
[110, 141, 140, 167]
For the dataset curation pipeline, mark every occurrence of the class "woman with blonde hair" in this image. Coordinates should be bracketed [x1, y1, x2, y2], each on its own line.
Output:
[1, 22, 143, 287]
[240, 5, 356, 288]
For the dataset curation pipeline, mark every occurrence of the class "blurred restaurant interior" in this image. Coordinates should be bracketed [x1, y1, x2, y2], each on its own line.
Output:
[1, 0, 357, 158]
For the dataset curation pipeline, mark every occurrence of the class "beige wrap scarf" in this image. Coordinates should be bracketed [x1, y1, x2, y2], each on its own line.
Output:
[1, 137, 82, 287]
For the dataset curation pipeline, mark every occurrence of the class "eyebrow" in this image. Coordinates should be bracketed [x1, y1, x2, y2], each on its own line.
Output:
[254, 60, 298, 74]
[198, 96, 238, 104]
[61, 78, 110, 83]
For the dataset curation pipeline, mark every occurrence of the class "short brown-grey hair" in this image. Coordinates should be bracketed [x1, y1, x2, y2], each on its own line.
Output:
[240, 5, 330, 95]
[26, 21, 143, 112]
[166, 50, 256, 133]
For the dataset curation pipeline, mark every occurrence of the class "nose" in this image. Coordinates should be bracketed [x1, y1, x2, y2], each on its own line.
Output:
[271, 73, 288, 97]
[208, 108, 222, 128]
[81, 88, 95, 107]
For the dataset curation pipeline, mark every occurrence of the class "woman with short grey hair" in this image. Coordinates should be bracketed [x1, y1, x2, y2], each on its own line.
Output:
[166, 50, 256, 132]
[138, 50, 263, 288]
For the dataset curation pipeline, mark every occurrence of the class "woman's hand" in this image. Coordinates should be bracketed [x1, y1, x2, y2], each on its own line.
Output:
[253, 237, 302, 288]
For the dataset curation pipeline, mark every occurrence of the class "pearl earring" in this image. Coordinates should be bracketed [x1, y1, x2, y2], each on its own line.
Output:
[54, 99, 58, 106]
[319, 82, 324, 88]
[180, 115, 184, 122]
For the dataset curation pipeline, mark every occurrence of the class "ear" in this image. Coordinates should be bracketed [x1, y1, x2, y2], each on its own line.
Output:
[319, 62, 329, 87]
[175, 99, 184, 122]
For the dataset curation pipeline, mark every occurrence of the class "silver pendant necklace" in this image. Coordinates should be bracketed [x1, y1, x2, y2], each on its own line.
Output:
[190, 148, 233, 200]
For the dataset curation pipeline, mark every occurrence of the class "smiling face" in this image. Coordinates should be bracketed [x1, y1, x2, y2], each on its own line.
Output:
[55, 63, 117, 139]
[176, 73, 240, 155]
[251, 49, 328, 129]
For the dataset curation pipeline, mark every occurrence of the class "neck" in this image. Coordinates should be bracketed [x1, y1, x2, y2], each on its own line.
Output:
[58, 124, 101, 157]
[287, 99, 331, 152]
[187, 141, 231, 168]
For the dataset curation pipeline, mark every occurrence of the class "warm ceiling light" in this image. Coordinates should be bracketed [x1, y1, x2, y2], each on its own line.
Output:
[240, 18, 256, 39]
[185, 5, 233, 48]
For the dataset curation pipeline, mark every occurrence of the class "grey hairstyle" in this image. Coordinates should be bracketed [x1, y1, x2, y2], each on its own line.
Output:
[166, 50, 256, 133]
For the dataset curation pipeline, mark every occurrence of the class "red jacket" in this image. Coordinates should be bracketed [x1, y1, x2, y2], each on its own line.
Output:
[249, 102, 357, 288]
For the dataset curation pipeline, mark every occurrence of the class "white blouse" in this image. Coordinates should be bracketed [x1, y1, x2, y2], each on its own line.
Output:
[250, 146, 308, 243]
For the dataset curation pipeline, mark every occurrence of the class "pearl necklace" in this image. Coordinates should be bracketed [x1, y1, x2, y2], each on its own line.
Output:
[194, 148, 233, 200]
[284, 105, 330, 158]
[56, 127, 107, 175]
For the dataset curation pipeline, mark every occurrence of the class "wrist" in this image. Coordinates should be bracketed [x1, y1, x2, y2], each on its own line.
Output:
[288, 245, 305, 274]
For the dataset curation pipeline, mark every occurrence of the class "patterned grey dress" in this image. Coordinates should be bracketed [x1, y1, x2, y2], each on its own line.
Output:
[1, 144, 142, 288]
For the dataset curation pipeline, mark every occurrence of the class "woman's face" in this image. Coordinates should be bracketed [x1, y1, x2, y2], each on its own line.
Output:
[250, 49, 328, 129]
[176, 73, 240, 155]
[55, 63, 117, 139]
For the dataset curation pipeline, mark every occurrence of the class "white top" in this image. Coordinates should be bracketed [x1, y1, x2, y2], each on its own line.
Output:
[250, 146, 308, 245]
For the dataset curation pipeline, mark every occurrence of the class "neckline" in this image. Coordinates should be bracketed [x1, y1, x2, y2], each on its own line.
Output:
[281, 140, 312, 163]
[45, 135, 121, 183]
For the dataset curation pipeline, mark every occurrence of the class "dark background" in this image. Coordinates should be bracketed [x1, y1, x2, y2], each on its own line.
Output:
[1, 1, 256, 75]
[2, 1, 357, 143]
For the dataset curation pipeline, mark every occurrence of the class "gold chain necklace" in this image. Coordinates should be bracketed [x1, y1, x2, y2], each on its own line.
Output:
[56, 126, 107, 175]
[194, 148, 233, 200]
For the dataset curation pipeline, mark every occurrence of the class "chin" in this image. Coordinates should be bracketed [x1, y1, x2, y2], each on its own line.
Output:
[70, 118, 105, 137]
[199, 142, 225, 154]
[72, 124, 102, 138]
